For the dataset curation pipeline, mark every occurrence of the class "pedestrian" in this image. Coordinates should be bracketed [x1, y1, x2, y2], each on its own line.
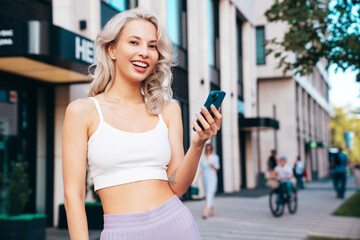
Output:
[294, 156, 305, 189]
[271, 156, 294, 200]
[196, 143, 220, 219]
[62, 8, 223, 240]
[330, 148, 350, 199]
[268, 149, 278, 172]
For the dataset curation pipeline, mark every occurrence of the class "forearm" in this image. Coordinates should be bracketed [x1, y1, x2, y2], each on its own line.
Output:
[170, 143, 204, 196]
[64, 197, 89, 240]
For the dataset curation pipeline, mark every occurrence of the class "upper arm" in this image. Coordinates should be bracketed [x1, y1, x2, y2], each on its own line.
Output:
[162, 101, 184, 177]
[62, 99, 93, 198]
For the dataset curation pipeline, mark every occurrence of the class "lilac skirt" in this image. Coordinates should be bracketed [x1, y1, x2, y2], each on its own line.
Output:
[100, 195, 201, 240]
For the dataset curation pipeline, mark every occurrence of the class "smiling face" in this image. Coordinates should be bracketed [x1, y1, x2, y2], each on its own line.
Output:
[107, 19, 159, 84]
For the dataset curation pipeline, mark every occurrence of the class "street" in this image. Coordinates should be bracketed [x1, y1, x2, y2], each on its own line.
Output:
[47, 177, 360, 240]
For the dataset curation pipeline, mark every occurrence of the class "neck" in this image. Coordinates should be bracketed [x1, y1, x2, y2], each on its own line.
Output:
[106, 75, 144, 104]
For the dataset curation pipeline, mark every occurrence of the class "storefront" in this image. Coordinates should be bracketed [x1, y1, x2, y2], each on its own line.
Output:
[0, 19, 93, 226]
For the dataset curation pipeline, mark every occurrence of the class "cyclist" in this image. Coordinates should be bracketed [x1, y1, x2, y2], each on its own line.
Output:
[271, 156, 294, 201]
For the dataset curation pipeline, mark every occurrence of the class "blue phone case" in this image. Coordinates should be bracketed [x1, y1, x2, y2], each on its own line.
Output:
[193, 91, 226, 131]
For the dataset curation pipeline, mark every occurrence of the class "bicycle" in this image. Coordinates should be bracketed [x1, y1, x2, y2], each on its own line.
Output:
[269, 179, 297, 217]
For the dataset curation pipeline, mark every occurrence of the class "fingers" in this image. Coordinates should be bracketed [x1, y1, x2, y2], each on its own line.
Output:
[201, 106, 215, 125]
[210, 105, 222, 129]
[192, 120, 203, 133]
[193, 105, 223, 134]
[195, 112, 210, 131]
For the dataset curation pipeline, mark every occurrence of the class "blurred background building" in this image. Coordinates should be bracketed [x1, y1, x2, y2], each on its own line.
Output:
[0, 0, 331, 227]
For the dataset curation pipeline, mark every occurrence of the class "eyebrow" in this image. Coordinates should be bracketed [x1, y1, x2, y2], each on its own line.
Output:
[129, 35, 157, 43]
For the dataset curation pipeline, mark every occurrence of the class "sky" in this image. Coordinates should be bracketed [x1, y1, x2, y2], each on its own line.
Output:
[328, 64, 360, 111]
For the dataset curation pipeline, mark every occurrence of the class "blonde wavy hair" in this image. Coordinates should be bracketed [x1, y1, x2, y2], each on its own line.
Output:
[89, 8, 174, 115]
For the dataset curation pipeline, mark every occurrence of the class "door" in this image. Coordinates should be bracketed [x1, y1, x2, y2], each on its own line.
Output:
[0, 83, 37, 214]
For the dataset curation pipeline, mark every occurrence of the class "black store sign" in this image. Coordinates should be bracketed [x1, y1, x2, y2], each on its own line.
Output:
[0, 20, 95, 73]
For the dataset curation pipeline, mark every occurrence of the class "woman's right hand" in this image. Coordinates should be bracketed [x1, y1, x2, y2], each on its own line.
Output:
[191, 105, 222, 148]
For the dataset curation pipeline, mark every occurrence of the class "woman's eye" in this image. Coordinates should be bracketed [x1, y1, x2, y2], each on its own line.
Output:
[129, 41, 138, 45]
[149, 45, 157, 49]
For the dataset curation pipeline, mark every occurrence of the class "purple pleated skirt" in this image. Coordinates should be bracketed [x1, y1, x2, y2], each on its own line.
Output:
[100, 195, 201, 240]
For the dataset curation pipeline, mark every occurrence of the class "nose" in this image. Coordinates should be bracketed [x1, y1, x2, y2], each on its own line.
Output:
[138, 43, 149, 58]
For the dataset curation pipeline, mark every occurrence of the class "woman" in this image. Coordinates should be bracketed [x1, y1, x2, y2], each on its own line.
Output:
[197, 143, 220, 219]
[62, 8, 222, 240]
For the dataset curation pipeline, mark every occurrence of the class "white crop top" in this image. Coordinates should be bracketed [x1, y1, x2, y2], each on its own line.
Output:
[87, 97, 171, 191]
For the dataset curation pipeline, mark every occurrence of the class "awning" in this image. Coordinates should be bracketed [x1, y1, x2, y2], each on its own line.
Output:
[0, 20, 94, 83]
[239, 117, 279, 131]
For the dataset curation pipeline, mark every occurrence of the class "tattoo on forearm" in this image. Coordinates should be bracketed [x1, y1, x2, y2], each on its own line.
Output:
[168, 170, 177, 186]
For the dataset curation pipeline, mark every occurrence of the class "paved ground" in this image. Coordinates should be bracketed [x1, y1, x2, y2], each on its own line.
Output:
[47, 176, 360, 240]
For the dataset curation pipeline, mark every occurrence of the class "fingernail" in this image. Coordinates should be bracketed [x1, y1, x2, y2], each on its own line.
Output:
[195, 112, 200, 117]
[211, 104, 215, 109]
[201, 106, 207, 112]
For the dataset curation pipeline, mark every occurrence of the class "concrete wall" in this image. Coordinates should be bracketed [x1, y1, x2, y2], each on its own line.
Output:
[36, 88, 47, 214]
[52, 0, 101, 40]
[253, 0, 294, 79]
[219, 0, 241, 192]
[258, 78, 298, 170]
[53, 86, 69, 226]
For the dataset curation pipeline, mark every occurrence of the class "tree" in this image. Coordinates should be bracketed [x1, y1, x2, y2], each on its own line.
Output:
[329, 106, 360, 163]
[265, 0, 360, 76]
[7, 158, 32, 216]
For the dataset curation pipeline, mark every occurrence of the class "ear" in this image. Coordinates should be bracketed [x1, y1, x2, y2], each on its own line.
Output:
[107, 44, 116, 60]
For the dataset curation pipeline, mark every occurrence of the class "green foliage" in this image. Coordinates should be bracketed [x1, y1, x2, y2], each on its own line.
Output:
[6, 160, 32, 216]
[308, 236, 352, 240]
[329, 107, 360, 163]
[333, 191, 360, 217]
[265, 0, 360, 76]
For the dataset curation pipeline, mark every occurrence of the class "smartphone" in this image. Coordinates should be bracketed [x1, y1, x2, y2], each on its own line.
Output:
[193, 91, 226, 131]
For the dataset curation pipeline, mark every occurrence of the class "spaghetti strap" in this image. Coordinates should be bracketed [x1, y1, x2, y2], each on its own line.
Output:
[158, 113, 163, 121]
[89, 97, 104, 122]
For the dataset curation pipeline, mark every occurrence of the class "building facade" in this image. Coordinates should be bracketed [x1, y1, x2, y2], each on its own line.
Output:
[254, 0, 332, 181]
[0, 0, 330, 228]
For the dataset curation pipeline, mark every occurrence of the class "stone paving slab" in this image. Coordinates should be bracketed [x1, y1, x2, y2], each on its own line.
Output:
[185, 176, 360, 240]
[46, 177, 360, 240]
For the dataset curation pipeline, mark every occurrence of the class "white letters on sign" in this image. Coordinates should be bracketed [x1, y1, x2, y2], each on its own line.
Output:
[0, 29, 14, 46]
[75, 36, 94, 64]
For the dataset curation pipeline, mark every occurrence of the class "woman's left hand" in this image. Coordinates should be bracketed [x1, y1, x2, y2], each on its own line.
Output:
[192, 104, 222, 148]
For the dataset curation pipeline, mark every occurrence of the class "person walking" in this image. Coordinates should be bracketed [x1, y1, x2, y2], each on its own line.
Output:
[294, 156, 305, 189]
[62, 8, 223, 240]
[330, 148, 350, 199]
[268, 150, 278, 172]
[196, 143, 220, 219]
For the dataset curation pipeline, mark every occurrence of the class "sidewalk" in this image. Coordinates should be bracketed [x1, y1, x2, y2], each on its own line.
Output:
[186, 176, 360, 240]
[47, 177, 360, 240]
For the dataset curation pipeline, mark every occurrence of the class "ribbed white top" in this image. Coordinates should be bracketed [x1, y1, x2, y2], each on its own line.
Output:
[87, 97, 171, 191]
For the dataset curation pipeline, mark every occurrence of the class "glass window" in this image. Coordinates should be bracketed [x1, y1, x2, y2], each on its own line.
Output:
[237, 17, 243, 100]
[256, 26, 265, 65]
[167, 0, 179, 46]
[207, 0, 219, 68]
[207, 0, 214, 66]
[101, 0, 138, 28]
[109, 0, 126, 12]
[166, 0, 187, 49]
[207, 0, 220, 85]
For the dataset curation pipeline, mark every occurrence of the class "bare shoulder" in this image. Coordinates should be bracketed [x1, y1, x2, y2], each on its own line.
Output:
[65, 98, 96, 123]
[66, 98, 94, 113]
[161, 100, 181, 124]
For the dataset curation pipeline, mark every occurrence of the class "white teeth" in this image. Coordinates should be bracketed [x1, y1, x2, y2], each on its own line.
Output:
[132, 61, 148, 68]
